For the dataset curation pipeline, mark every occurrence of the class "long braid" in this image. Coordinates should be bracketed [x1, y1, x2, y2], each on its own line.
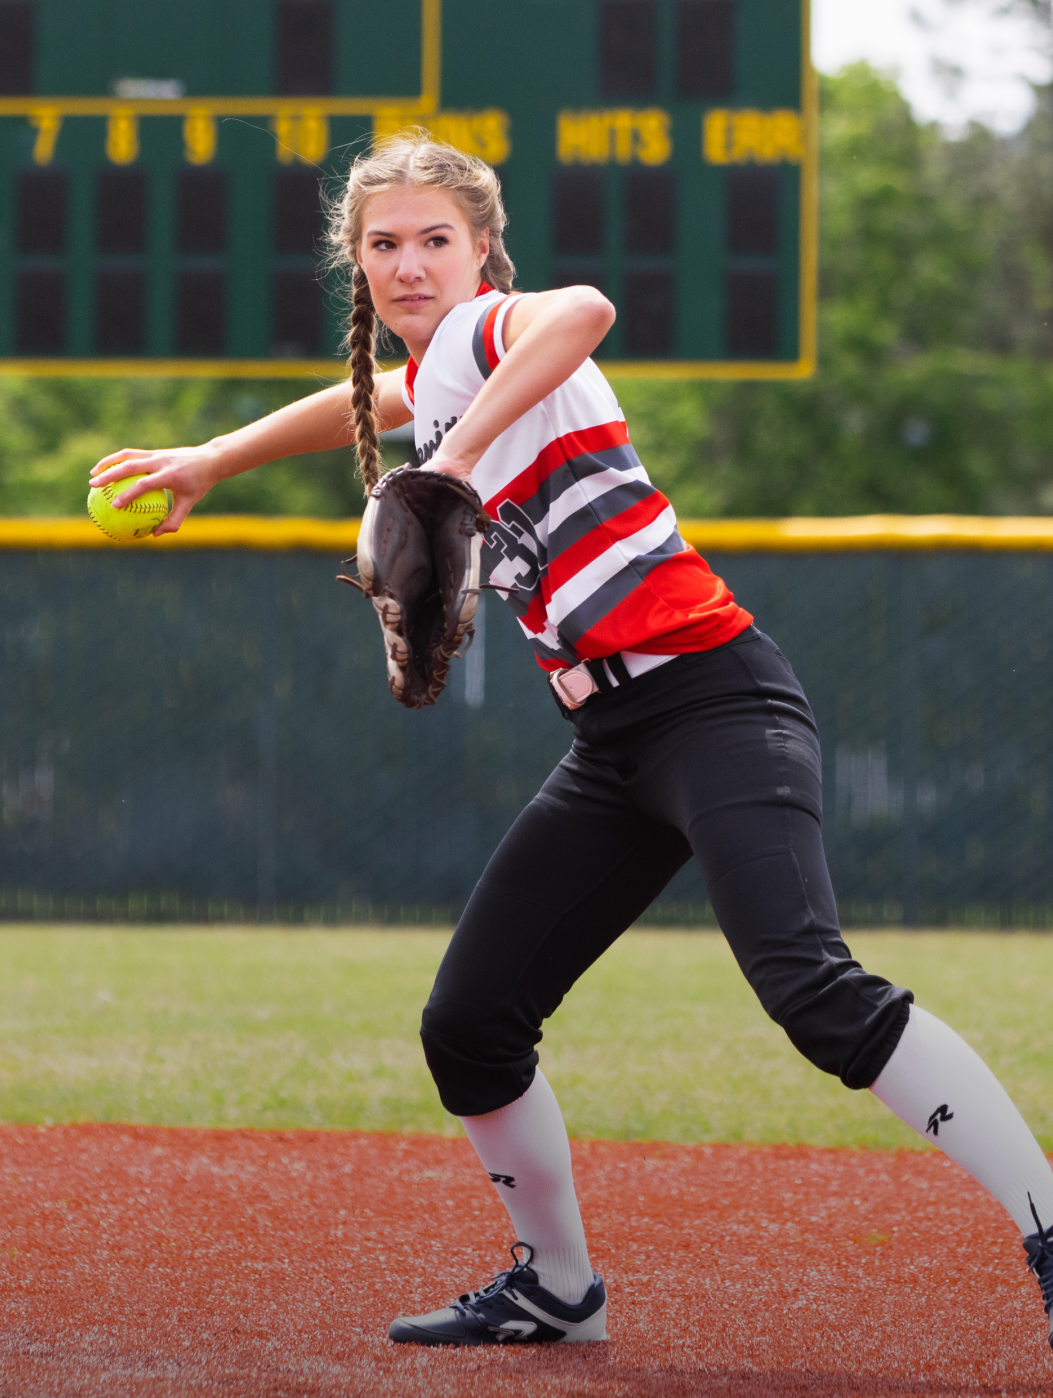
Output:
[349, 264, 380, 494]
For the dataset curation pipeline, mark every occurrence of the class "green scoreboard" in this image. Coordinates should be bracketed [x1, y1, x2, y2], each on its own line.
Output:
[0, 0, 815, 377]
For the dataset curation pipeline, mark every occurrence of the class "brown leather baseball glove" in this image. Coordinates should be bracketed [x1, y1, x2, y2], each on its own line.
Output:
[338, 465, 490, 709]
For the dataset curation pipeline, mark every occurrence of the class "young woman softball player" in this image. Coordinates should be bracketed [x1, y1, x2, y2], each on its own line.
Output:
[92, 135, 1053, 1352]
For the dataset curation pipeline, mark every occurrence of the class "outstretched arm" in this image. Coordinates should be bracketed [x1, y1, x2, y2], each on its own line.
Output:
[424, 286, 615, 482]
[89, 370, 412, 537]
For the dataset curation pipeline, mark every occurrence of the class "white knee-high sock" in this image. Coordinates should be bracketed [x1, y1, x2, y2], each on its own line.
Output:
[871, 1003, 1053, 1236]
[460, 1069, 595, 1305]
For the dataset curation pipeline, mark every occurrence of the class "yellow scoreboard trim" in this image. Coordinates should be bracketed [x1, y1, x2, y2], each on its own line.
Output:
[797, 0, 819, 379]
[0, 0, 819, 382]
[4, 515, 1053, 553]
[0, 0, 442, 119]
[0, 357, 815, 382]
[0, 358, 353, 379]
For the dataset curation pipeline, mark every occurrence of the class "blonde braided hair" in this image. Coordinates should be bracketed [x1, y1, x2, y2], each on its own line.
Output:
[330, 132, 515, 496]
[348, 264, 380, 492]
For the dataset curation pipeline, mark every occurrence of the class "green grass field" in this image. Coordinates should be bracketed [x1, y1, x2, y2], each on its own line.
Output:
[0, 928, 1050, 1150]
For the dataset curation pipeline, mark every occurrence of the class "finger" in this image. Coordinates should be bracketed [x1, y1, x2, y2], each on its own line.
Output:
[112, 476, 167, 509]
[168, 497, 195, 528]
[153, 496, 196, 535]
[91, 448, 152, 476]
[90, 464, 158, 492]
[91, 462, 166, 493]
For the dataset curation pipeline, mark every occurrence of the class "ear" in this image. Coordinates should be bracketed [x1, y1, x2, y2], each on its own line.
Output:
[476, 229, 490, 270]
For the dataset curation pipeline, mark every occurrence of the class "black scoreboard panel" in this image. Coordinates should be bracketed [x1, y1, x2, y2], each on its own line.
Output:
[0, 0, 815, 377]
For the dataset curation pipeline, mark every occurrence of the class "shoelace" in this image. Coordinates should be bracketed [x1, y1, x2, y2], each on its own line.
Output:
[455, 1242, 536, 1312]
[1025, 1193, 1053, 1313]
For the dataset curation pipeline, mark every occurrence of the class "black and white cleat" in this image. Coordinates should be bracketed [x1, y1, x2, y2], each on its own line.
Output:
[388, 1242, 607, 1346]
[1023, 1193, 1053, 1352]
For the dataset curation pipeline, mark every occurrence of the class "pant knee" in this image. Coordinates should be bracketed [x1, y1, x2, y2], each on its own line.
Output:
[771, 977, 913, 1089]
[709, 847, 913, 1089]
[420, 996, 538, 1117]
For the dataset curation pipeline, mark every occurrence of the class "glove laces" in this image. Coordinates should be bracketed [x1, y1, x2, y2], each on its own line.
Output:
[455, 1242, 536, 1311]
[1025, 1193, 1053, 1314]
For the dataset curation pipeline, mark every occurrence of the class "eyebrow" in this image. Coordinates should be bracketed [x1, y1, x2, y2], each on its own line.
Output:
[365, 222, 457, 238]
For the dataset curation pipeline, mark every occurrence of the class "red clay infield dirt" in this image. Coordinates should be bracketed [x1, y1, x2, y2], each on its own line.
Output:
[0, 1126, 1049, 1397]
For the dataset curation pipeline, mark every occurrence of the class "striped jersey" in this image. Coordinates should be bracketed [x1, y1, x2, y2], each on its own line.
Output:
[401, 287, 751, 672]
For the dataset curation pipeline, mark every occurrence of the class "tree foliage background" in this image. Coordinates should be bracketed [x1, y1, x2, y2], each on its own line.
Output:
[6, 61, 1053, 519]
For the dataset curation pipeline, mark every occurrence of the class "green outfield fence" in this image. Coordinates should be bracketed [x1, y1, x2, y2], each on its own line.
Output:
[5, 514, 1053, 928]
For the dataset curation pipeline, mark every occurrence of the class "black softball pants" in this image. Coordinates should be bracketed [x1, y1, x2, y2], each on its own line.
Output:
[421, 626, 913, 1117]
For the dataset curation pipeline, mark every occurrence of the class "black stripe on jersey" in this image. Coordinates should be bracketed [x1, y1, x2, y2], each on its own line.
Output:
[472, 308, 494, 381]
[511, 442, 646, 529]
[557, 528, 686, 645]
[483, 476, 657, 606]
[530, 634, 579, 665]
[547, 478, 658, 559]
[481, 443, 660, 611]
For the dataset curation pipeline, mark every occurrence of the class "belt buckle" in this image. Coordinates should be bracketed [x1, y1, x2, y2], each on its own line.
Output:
[550, 663, 599, 710]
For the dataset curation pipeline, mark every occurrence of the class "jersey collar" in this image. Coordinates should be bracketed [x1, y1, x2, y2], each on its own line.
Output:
[403, 281, 495, 405]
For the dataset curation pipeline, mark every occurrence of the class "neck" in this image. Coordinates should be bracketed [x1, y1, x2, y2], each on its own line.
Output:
[402, 333, 432, 364]
[402, 277, 492, 364]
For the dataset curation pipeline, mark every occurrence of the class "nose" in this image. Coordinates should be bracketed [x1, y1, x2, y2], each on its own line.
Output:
[396, 244, 425, 283]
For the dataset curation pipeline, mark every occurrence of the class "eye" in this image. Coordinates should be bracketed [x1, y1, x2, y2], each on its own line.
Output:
[371, 238, 396, 251]
[426, 234, 450, 248]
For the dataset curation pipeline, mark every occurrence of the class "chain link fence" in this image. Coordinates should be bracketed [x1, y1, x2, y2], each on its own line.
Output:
[2, 540, 1052, 926]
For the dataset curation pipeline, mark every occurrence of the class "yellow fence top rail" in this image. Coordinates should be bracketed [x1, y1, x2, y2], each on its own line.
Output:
[4, 514, 1053, 552]
[0, 516, 361, 551]
[679, 515, 1053, 551]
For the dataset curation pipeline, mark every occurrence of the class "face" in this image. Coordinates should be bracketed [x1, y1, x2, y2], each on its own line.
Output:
[357, 187, 490, 354]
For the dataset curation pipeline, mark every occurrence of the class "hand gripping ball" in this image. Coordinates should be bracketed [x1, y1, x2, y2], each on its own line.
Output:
[87, 475, 173, 541]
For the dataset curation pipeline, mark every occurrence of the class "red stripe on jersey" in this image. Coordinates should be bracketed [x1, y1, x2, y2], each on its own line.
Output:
[403, 356, 418, 406]
[545, 492, 671, 594]
[403, 282, 492, 407]
[573, 552, 753, 660]
[484, 420, 632, 515]
[517, 591, 551, 638]
[482, 302, 502, 372]
[516, 491, 671, 636]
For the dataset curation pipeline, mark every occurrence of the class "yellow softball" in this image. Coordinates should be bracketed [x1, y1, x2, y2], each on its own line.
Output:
[87, 474, 173, 541]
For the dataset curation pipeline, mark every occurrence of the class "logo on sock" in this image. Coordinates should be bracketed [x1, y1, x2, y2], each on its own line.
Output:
[488, 1172, 516, 1188]
[926, 1104, 954, 1136]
